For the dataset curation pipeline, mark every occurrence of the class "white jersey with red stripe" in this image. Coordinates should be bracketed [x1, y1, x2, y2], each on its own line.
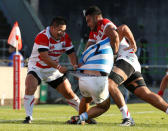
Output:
[28, 26, 73, 69]
[88, 18, 141, 72]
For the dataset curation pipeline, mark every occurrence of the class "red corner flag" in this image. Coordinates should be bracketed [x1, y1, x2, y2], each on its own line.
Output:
[8, 21, 22, 110]
[8, 21, 22, 50]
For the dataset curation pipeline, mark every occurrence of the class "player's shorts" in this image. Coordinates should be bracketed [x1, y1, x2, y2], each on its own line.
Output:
[79, 76, 109, 104]
[116, 44, 141, 72]
[27, 66, 64, 87]
[109, 59, 135, 85]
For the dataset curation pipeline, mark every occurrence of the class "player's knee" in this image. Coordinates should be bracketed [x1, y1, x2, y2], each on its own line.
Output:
[25, 86, 37, 95]
[82, 97, 92, 103]
[97, 98, 110, 111]
[62, 89, 74, 99]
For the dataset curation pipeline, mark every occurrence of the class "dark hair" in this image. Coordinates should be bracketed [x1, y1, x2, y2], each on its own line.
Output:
[50, 16, 67, 26]
[85, 6, 102, 16]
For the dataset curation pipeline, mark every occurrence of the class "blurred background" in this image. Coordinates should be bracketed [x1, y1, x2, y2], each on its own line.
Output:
[0, 0, 168, 105]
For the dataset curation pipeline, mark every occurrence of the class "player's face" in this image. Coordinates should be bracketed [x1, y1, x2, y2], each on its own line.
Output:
[50, 25, 66, 40]
[86, 15, 97, 31]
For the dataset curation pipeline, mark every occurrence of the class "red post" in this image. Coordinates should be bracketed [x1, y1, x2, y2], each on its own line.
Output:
[13, 55, 21, 110]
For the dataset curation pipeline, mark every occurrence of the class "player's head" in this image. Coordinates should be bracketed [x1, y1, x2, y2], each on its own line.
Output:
[50, 16, 67, 40]
[84, 6, 102, 31]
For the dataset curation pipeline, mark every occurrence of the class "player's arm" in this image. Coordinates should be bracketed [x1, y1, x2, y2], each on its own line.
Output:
[158, 74, 168, 96]
[117, 24, 137, 52]
[104, 25, 119, 54]
[39, 50, 67, 73]
[66, 48, 78, 70]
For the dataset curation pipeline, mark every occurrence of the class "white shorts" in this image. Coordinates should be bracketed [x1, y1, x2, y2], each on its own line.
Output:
[117, 47, 141, 72]
[79, 76, 109, 104]
[28, 66, 64, 82]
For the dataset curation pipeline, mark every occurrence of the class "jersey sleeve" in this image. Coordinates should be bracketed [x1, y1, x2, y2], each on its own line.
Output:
[103, 19, 117, 33]
[34, 33, 49, 49]
[64, 33, 74, 51]
[88, 31, 96, 43]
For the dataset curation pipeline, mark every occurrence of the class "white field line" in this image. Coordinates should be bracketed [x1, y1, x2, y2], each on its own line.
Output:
[0, 111, 159, 122]
[102, 111, 158, 117]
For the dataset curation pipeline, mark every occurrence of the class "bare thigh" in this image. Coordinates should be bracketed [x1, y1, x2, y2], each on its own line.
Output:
[25, 74, 39, 95]
[56, 78, 75, 99]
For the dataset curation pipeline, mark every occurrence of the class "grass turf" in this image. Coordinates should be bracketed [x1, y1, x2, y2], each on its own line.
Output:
[0, 103, 168, 131]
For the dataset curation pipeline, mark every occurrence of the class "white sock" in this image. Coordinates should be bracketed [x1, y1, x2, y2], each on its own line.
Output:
[120, 105, 131, 119]
[166, 108, 168, 114]
[66, 95, 80, 111]
[24, 95, 34, 120]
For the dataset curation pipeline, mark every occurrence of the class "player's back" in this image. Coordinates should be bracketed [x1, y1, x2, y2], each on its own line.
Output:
[78, 37, 113, 74]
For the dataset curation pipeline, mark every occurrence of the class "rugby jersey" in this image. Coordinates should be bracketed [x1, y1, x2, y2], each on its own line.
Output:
[89, 18, 136, 65]
[28, 26, 73, 69]
[88, 18, 117, 43]
[78, 38, 113, 74]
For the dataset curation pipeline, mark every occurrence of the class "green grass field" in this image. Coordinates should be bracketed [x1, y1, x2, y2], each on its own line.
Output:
[0, 103, 168, 131]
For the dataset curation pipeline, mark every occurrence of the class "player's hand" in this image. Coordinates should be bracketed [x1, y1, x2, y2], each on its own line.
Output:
[124, 44, 137, 53]
[158, 90, 164, 97]
[78, 63, 83, 68]
[59, 66, 68, 73]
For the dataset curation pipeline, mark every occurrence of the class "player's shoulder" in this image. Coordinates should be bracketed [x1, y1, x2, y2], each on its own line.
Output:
[64, 33, 71, 39]
[100, 18, 112, 25]
[37, 29, 48, 38]
[63, 33, 72, 42]
[101, 18, 117, 29]
[35, 30, 49, 45]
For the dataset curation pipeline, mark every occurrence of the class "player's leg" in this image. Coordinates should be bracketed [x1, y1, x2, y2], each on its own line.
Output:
[47, 76, 80, 111]
[68, 97, 110, 125]
[23, 71, 41, 123]
[78, 97, 97, 124]
[79, 97, 92, 115]
[86, 97, 110, 119]
[68, 76, 110, 124]
[109, 60, 134, 126]
[135, 86, 168, 112]
[125, 72, 168, 113]
[69, 97, 110, 124]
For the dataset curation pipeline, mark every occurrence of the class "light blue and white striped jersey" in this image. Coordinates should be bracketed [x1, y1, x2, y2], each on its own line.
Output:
[78, 38, 114, 74]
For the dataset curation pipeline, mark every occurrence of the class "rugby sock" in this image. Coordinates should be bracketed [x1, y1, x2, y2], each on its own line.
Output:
[79, 112, 88, 121]
[120, 105, 131, 119]
[166, 108, 168, 114]
[66, 95, 80, 111]
[24, 95, 34, 120]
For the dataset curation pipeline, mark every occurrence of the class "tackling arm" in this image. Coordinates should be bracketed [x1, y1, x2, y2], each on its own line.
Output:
[117, 24, 137, 52]
[104, 25, 119, 54]
[68, 52, 78, 70]
[39, 51, 67, 73]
